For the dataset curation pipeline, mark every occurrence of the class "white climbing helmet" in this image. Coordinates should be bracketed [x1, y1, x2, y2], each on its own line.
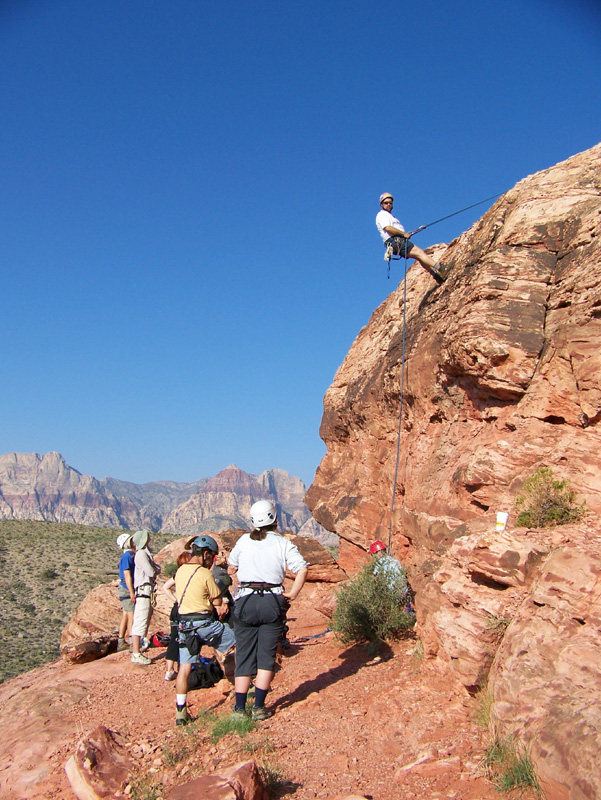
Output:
[116, 533, 133, 549]
[250, 499, 277, 529]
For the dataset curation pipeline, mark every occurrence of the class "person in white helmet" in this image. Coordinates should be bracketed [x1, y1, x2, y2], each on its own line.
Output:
[116, 533, 136, 651]
[228, 499, 308, 721]
[376, 193, 447, 284]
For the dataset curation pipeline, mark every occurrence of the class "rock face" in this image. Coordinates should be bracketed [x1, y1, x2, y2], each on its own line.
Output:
[0, 453, 333, 542]
[306, 143, 601, 798]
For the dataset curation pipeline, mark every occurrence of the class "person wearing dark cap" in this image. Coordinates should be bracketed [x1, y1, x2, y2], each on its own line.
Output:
[173, 534, 235, 726]
[376, 192, 447, 284]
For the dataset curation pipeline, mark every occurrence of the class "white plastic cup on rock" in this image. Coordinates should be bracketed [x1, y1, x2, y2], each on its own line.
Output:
[496, 511, 509, 532]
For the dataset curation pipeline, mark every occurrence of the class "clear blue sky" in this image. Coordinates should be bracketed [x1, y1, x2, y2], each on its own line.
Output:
[2, 0, 600, 487]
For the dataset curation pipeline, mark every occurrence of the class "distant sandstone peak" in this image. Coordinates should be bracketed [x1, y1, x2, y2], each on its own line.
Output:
[0, 452, 332, 543]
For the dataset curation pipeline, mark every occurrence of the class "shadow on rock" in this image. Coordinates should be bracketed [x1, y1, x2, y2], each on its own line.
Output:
[275, 641, 393, 711]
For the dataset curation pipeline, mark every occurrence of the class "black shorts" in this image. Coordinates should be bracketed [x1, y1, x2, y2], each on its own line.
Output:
[385, 236, 414, 258]
[233, 592, 286, 675]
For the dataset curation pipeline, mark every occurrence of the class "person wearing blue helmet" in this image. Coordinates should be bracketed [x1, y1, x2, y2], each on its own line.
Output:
[173, 534, 235, 726]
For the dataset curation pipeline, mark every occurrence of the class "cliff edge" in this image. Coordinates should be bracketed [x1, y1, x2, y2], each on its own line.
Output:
[306, 142, 601, 800]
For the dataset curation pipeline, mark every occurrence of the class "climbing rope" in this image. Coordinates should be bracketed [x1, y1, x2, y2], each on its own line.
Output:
[384, 191, 504, 277]
[387, 253, 408, 553]
[407, 191, 503, 237]
[383, 191, 504, 545]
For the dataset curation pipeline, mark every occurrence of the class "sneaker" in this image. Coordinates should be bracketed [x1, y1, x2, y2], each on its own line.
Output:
[176, 706, 191, 726]
[251, 706, 273, 721]
[140, 637, 151, 652]
[164, 669, 177, 681]
[117, 640, 129, 652]
[131, 653, 151, 665]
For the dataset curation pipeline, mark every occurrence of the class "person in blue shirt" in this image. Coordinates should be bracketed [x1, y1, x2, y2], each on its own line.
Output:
[116, 533, 136, 651]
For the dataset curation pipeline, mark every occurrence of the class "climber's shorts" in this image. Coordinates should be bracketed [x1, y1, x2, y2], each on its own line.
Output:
[118, 593, 135, 613]
[384, 236, 414, 258]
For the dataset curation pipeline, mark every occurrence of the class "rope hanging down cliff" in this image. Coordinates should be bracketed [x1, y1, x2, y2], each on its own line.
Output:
[387, 253, 409, 553]
[385, 190, 504, 547]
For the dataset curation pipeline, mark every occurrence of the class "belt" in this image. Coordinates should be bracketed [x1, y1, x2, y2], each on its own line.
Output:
[241, 582, 282, 589]
[178, 612, 213, 621]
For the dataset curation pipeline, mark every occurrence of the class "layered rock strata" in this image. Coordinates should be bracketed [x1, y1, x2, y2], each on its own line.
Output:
[306, 143, 601, 800]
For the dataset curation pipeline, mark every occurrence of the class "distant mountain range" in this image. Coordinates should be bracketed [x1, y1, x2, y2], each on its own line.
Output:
[0, 452, 337, 545]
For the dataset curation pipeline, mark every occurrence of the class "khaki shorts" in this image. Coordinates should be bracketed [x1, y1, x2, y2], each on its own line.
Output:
[131, 596, 153, 638]
[118, 593, 135, 613]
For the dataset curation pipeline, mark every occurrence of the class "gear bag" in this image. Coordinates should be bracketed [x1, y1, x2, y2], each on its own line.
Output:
[187, 657, 224, 690]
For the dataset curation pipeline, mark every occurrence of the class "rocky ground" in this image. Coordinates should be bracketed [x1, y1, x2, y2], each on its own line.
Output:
[0, 585, 508, 800]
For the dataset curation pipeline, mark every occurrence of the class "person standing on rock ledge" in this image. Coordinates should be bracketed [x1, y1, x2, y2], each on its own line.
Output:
[228, 499, 308, 721]
[173, 535, 235, 726]
[116, 533, 136, 651]
[376, 192, 447, 284]
[130, 529, 161, 666]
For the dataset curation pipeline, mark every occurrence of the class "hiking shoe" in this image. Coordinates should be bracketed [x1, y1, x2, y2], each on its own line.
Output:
[251, 706, 273, 721]
[131, 652, 151, 665]
[175, 706, 191, 726]
[432, 269, 445, 285]
[230, 708, 248, 721]
[117, 640, 129, 652]
[164, 669, 177, 681]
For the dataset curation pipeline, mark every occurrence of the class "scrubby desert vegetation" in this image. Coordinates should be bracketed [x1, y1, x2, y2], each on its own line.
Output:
[0, 520, 173, 683]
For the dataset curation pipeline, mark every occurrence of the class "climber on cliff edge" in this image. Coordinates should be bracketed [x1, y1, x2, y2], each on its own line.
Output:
[376, 193, 448, 284]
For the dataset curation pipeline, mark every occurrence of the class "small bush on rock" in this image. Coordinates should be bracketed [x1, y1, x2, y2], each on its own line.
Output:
[484, 736, 541, 796]
[162, 560, 178, 578]
[515, 466, 585, 528]
[331, 560, 415, 647]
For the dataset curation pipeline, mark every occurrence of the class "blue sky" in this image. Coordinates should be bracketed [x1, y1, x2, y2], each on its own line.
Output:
[2, 0, 600, 487]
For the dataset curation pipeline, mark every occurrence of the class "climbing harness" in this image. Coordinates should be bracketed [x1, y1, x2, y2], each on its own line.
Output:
[386, 253, 408, 553]
[383, 191, 503, 277]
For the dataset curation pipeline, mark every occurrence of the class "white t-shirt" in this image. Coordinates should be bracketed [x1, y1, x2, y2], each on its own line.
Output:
[228, 531, 308, 588]
[376, 209, 405, 242]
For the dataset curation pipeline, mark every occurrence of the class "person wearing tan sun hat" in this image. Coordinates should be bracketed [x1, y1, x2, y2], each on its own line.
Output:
[376, 192, 447, 284]
[130, 529, 161, 665]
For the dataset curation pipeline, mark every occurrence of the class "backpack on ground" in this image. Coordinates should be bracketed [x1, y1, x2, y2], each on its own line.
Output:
[187, 657, 224, 690]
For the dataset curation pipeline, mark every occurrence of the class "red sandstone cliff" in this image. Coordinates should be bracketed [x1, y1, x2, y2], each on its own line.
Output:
[306, 142, 601, 799]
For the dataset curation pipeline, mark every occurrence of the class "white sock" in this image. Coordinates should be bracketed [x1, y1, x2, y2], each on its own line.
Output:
[176, 694, 187, 707]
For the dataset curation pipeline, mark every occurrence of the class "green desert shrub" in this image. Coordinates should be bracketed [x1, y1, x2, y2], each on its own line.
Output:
[515, 466, 585, 528]
[331, 559, 415, 647]
[41, 567, 58, 580]
[484, 736, 542, 796]
[162, 560, 178, 578]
